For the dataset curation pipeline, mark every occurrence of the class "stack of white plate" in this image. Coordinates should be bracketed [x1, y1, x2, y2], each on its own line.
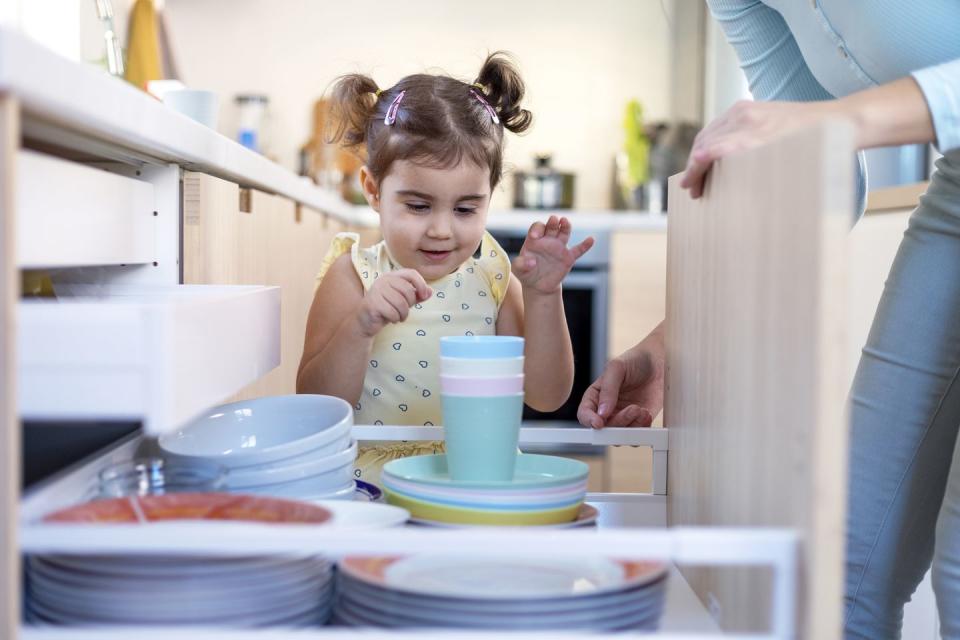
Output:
[334, 555, 669, 631]
[159, 395, 358, 500]
[26, 554, 334, 627]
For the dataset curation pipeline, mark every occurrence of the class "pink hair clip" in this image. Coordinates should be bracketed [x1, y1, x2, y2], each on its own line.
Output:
[384, 90, 406, 126]
[470, 89, 500, 125]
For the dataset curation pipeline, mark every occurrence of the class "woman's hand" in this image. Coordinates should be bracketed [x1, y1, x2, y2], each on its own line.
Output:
[356, 269, 432, 337]
[680, 99, 835, 198]
[681, 76, 936, 199]
[578, 322, 666, 429]
[513, 216, 594, 295]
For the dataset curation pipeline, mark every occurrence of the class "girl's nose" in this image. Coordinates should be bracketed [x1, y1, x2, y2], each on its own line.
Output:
[427, 214, 452, 238]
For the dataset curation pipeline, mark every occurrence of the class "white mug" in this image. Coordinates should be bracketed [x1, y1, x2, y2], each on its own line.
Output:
[162, 89, 219, 129]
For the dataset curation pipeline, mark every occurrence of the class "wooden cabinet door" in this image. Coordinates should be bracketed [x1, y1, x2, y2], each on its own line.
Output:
[665, 122, 854, 639]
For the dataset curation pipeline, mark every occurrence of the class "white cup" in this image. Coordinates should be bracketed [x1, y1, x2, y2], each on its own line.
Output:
[162, 89, 220, 129]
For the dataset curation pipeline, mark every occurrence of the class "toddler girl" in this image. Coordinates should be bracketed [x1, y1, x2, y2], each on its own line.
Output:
[297, 52, 593, 483]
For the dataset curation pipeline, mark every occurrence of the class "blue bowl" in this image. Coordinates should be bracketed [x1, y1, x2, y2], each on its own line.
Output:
[440, 336, 524, 359]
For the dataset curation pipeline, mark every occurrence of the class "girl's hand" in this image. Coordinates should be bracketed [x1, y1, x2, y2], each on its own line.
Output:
[513, 216, 594, 295]
[356, 269, 432, 337]
[679, 99, 834, 198]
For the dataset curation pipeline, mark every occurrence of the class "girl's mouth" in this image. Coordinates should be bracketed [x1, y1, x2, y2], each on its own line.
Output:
[421, 249, 452, 263]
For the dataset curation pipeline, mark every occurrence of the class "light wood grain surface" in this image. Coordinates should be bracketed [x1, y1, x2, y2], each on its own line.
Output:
[0, 94, 20, 640]
[182, 172, 376, 400]
[665, 122, 853, 638]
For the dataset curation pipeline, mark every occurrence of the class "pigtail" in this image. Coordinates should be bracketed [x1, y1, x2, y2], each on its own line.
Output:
[474, 51, 532, 134]
[327, 73, 380, 148]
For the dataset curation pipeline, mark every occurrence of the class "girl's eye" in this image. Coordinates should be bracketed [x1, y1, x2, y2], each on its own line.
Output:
[455, 207, 477, 215]
[405, 203, 430, 213]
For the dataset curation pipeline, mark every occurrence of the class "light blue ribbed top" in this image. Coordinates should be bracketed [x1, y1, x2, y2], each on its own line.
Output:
[708, 0, 960, 212]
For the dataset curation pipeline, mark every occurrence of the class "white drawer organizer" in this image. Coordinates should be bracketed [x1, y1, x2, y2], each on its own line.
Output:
[2, 25, 852, 640]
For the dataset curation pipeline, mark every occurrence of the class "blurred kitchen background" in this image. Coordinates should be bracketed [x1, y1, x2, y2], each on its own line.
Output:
[2, 0, 937, 494]
[3, 0, 931, 209]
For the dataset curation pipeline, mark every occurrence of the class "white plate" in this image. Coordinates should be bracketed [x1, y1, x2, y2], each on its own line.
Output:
[27, 554, 330, 586]
[28, 568, 332, 617]
[336, 568, 666, 614]
[28, 576, 333, 622]
[340, 555, 668, 600]
[334, 590, 664, 630]
[308, 500, 408, 529]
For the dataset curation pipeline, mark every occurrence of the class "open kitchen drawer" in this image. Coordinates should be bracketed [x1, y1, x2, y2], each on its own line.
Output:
[18, 284, 280, 434]
[18, 425, 796, 638]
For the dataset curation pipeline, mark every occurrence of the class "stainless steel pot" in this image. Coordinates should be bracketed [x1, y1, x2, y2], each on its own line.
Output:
[512, 155, 575, 209]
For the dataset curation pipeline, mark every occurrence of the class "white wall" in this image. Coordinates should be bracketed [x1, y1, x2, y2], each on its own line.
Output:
[162, 0, 680, 209]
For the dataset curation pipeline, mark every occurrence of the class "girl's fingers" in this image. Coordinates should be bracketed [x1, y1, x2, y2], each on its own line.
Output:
[558, 217, 572, 244]
[545, 215, 560, 237]
[381, 288, 409, 321]
[570, 236, 595, 261]
[396, 270, 432, 301]
[527, 221, 546, 240]
[391, 279, 418, 307]
[512, 254, 536, 275]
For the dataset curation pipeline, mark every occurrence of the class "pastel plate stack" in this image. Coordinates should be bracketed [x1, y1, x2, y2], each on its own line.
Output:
[381, 453, 589, 526]
[333, 554, 669, 631]
[159, 395, 359, 501]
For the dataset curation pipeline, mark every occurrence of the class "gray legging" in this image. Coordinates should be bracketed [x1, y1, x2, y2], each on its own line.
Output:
[846, 149, 960, 639]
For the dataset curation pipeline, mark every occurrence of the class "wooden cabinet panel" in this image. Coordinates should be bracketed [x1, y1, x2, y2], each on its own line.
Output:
[665, 122, 853, 638]
[182, 172, 377, 400]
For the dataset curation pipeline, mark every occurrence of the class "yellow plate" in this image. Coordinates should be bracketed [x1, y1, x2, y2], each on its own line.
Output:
[384, 489, 581, 525]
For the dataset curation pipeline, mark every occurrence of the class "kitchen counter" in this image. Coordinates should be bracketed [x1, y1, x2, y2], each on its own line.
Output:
[2, 27, 362, 226]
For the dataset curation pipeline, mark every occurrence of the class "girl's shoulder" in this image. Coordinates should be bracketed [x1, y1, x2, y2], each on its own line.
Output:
[466, 231, 512, 307]
[315, 232, 389, 292]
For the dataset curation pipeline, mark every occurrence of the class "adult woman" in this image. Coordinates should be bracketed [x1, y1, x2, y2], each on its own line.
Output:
[578, 2, 959, 637]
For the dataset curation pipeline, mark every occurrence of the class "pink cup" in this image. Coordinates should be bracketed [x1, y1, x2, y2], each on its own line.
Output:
[439, 374, 524, 396]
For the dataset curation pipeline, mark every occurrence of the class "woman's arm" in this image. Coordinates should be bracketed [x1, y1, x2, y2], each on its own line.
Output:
[681, 76, 937, 197]
[296, 254, 374, 404]
[496, 275, 572, 412]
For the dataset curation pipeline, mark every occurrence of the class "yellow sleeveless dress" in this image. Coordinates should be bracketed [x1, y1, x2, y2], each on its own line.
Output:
[315, 230, 512, 484]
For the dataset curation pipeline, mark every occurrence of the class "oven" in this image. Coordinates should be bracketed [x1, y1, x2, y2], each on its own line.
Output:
[487, 226, 609, 427]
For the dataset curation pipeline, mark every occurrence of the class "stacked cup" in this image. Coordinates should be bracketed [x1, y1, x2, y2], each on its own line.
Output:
[439, 336, 525, 482]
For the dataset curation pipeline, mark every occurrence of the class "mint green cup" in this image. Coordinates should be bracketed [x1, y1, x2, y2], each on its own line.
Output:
[441, 392, 524, 481]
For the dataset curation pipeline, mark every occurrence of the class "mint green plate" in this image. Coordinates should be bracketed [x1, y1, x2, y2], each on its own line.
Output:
[382, 454, 588, 491]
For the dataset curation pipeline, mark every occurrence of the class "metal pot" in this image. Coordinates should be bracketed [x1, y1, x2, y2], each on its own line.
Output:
[513, 155, 575, 209]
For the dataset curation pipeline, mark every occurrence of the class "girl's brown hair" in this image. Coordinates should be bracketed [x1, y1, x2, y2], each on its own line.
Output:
[327, 52, 532, 188]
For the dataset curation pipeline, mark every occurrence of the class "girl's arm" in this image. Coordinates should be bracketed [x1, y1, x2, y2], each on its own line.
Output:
[297, 254, 432, 404]
[296, 254, 373, 404]
[496, 275, 573, 412]
[498, 216, 594, 412]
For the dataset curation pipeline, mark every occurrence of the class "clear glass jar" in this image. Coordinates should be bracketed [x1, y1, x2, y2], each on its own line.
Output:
[97, 458, 227, 498]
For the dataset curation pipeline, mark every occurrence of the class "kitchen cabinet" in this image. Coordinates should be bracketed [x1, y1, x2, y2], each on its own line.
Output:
[666, 122, 853, 638]
[181, 172, 379, 400]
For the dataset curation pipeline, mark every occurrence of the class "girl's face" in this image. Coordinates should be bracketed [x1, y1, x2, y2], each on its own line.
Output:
[361, 159, 491, 282]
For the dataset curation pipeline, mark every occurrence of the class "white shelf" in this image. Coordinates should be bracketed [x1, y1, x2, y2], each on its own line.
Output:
[18, 284, 280, 434]
[17, 150, 157, 268]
